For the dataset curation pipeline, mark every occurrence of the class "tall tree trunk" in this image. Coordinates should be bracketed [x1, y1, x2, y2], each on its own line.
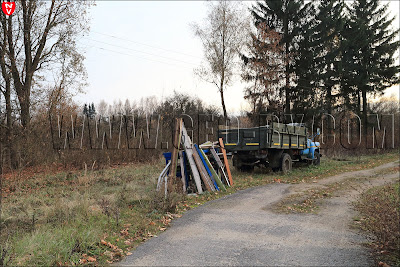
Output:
[220, 12, 227, 120]
[19, 97, 30, 129]
[16, 81, 32, 129]
[362, 88, 367, 137]
[327, 87, 332, 115]
[220, 79, 227, 119]
[5, 81, 17, 168]
[285, 73, 290, 114]
[284, 10, 290, 115]
[0, 30, 17, 168]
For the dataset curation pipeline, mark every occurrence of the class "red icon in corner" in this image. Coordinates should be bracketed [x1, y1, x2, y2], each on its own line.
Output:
[2, 2, 16, 16]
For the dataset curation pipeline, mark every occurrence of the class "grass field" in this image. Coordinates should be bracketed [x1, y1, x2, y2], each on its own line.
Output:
[0, 151, 398, 265]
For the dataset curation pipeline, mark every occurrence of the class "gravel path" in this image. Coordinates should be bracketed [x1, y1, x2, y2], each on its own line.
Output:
[118, 161, 399, 266]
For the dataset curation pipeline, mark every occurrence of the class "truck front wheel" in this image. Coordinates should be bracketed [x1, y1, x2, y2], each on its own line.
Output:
[313, 151, 320, 166]
[280, 153, 292, 174]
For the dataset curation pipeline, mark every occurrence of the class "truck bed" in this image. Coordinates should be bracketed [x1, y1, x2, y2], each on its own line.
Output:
[218, 123, 307, 151]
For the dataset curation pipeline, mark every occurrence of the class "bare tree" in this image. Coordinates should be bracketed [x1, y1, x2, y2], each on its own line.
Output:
[0, 0, 93, 129]
[0, 27, 16, 167]
[97, 100, 109, 117]
[124, 99, 132, 115]
[192, 1, 248, 118]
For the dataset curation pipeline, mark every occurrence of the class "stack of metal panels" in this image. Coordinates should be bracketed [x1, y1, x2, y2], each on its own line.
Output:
[157, 121, 233, 195]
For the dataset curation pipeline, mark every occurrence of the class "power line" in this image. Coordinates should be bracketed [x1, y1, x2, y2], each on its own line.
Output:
[79, 41, 194, 70]
[90, 30, 202, 59]
[82, 36, 198, 66]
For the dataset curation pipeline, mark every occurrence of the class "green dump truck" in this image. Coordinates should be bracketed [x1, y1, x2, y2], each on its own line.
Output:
[218, 122, 321, 173]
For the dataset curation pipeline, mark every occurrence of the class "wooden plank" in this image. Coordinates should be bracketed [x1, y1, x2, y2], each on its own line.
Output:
[179, 151, 187, 193]
[198, 148, 226, 191]
[181, 123, 203, 194]
[219, 137, 233, 186]
[195, 144, 219, 191]
[157, 161, 171, 191]
[192, 148, 215, 192]
[210, 147, 230, 186]
[168, 118, 183, 191]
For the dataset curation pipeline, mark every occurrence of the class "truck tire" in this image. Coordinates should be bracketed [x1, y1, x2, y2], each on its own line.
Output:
[280, 153, 292, 174]
[313, 151, 320, 166]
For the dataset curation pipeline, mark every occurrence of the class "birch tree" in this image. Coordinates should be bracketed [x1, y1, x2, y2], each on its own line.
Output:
[192, 1, 248, 118]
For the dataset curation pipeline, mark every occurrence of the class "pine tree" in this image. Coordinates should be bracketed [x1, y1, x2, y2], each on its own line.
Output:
[250, 0, 314, 114]
[83, 103, 88, 116]
[342, 0, 400, 133]
[88, 104, 92, 117]
[290, 1, 319, 119]
[90, 103, 96, 118]
[296, 0, 345, 116]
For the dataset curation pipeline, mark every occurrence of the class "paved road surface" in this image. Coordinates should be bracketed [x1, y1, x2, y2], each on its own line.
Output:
[119, 161, 399, 266]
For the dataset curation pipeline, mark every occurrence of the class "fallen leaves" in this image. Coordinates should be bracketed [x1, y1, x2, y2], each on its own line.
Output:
[87, 256, 96, 262]
[161, 216, 171, 225]
[120, 228, 129, 236]
[79, 254, 96, 264]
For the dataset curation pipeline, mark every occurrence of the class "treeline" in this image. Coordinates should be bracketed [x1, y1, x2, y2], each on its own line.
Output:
[241, 0, 399, 126]
[0, 91, 221, 169]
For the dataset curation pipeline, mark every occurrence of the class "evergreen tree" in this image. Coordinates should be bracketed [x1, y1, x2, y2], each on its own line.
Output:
[83, 103, 88, 116]
[88, 104, 92, 117]
[290, 1, 319, 119]
[90, 103, 96, 118]
[342, 0, 399, 133]
[294, 0, 345, 116]
[250, 0, 314, 114]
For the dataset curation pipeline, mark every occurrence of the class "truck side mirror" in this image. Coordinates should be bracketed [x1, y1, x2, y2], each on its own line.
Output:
[317, 128, 320, 135]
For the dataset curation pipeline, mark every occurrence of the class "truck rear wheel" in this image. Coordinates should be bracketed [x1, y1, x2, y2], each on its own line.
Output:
[280, 153, 292, 174]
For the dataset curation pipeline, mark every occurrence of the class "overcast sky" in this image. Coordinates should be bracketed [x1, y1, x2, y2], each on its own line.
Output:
[75, 1, 400, 113]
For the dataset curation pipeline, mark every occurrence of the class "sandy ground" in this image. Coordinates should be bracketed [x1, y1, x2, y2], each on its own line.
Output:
[118, 161, 399, 266]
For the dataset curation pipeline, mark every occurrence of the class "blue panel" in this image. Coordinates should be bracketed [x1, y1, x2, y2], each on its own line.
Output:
[194, 144, 219, 191]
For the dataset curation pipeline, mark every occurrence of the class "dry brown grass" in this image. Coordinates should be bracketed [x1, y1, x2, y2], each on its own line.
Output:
[355, 182, 400, 266]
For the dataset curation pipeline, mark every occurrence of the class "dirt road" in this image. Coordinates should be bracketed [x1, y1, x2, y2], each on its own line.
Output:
[119, 161, 399, 266]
